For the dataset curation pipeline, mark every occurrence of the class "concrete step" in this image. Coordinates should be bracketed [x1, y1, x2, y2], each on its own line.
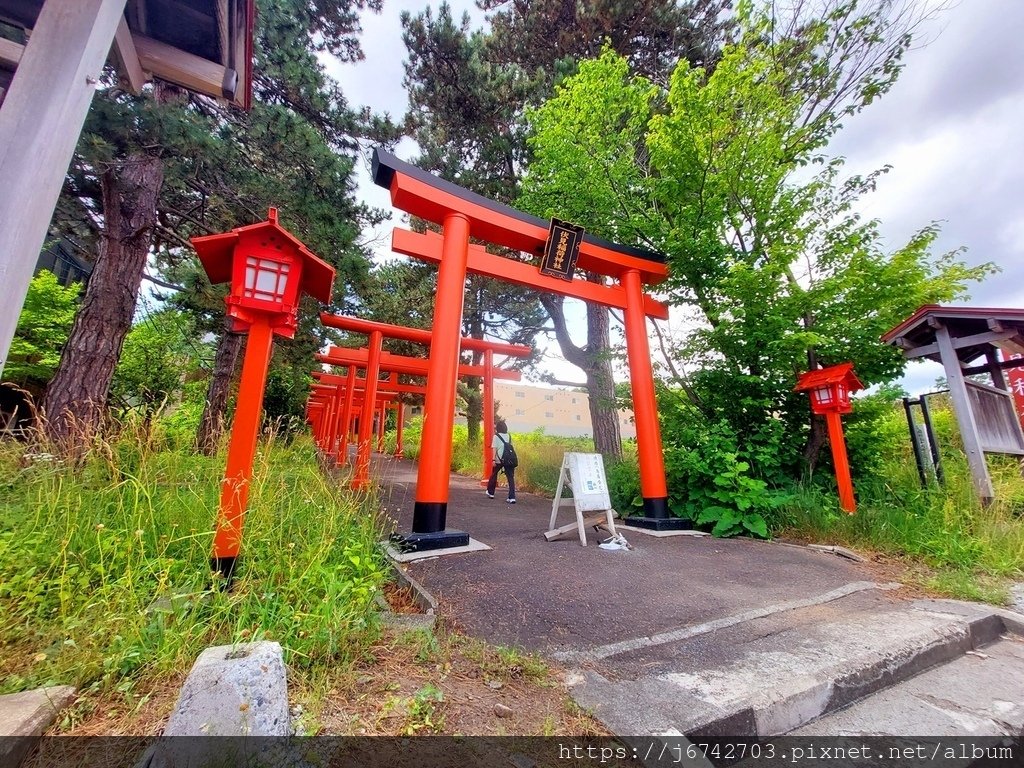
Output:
[790, 633, 1024, 737]
[568, 592, 1021, 739]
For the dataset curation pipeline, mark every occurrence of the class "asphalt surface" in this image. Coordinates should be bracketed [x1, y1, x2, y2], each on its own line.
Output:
[370, 455, 1024, 738]
[373, 455, 876, 656]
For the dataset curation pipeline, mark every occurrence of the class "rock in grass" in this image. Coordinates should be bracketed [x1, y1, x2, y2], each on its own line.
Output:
[164, 641, 289, 736]
[494, 703, 514, 718]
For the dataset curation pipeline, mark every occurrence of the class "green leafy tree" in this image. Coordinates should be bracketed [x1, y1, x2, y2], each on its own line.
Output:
[5, 271, 81, 391]
[519, 3, 994, 527]
[110, 308, 203, 413]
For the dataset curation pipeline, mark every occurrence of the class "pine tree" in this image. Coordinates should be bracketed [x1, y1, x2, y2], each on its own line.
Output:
[42, 0, 395, 449]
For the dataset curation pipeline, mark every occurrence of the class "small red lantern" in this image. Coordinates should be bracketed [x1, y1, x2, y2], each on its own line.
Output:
[796, 362, 863, 415]
[795, 362, 864, 513]
[192, 207, 333, 338]
[191, 209, 335, 583]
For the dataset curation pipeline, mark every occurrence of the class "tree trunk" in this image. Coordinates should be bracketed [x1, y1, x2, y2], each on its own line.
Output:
[584, 296, 622, 460]
[43, 153, 164, 446]
[464, 374, 482, 445]
[195, 323, 244, 455]
[802, 413, 828, 479]
[539, 281, 623, 460]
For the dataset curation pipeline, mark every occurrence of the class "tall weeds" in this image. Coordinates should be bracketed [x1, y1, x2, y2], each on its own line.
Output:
[0, 422, 388, 695]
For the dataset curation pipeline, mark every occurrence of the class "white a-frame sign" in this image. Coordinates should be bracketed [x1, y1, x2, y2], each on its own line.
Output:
[546, 452, 618, 546]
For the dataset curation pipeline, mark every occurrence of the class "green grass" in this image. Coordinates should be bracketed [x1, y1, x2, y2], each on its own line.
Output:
[0, 428, 389, 697]
[781, 430, 1024, 603]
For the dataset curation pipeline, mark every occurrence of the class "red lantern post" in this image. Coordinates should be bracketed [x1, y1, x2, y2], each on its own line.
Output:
[192, 208, 335, 582]
[795, 363, 865, 514]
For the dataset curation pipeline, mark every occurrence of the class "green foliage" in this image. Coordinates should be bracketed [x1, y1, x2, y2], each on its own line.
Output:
[605, 453, 642, 514]
[110, 309, 203, 412]
[157, 380, 209, 451]
[782, 397, 1024, 601]
[0, 433, 387, 695]
[262, 365, 314, 434]
[6, 271, 80, 387]
[521, 8, 995, 483]
[659, 402, 789, 538]
[841, 384, 910, 480]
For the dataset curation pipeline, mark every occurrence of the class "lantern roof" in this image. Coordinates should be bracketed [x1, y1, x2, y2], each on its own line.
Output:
[794, 362, 864, 393]
[191, 208, 335, 304]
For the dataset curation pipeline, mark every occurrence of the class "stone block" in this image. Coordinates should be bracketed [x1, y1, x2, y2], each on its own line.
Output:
[163, 641, 289, 736]
[0, 686, 76, 767]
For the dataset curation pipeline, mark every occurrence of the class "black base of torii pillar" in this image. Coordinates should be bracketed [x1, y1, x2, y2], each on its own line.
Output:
[625, 498, 690, 531]
[392, 503, 469, 552]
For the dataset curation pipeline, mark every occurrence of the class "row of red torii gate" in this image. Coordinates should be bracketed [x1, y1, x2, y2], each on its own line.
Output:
[192, 149, 681, 578]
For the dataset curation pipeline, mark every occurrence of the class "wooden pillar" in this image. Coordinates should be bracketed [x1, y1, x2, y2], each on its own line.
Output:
[481, 348, 494, 484]
[986, 348, 1008, 391]
[407, 212, 470, 549]
[0, 0, 128, 376]
[935, 322, 994, 503]
[354, 333, 383, 489]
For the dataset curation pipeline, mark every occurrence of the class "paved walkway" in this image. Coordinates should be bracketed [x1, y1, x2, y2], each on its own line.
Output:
[375, 456, 880, 654]
[373, 455, 1024, 739]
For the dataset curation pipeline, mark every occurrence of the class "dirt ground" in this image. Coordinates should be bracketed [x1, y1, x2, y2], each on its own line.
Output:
[45, 611, 604, 738]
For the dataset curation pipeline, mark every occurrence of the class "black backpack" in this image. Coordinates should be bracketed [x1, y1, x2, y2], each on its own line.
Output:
[497, 434, 519, 469]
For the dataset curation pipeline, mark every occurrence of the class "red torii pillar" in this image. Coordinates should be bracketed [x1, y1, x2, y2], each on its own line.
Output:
[394, 402, 406, 458]
[319, 313, 530, 490]
[314, 369, 425, 460]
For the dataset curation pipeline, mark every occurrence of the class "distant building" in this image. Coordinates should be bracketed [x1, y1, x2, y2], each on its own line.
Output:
[416, 382, 636, 437]
[495, 381, 636, 438]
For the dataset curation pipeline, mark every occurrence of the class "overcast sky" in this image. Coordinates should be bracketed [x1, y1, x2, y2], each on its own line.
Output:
[329, 0, 1024, 394]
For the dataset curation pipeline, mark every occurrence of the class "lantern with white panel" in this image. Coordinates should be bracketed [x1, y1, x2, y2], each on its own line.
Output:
[192, 208, 335, 583]
[795, 362, 864, 513]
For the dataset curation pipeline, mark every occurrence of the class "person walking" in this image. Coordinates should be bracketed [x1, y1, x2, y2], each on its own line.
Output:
[485, 418, 517, 503]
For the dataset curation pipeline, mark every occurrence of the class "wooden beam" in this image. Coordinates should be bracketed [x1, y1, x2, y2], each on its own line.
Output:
[0, 37, 24, 69]
[901, 329, 1018, 360]
[133, 32, 227, 102]
[393, 228, 670, 320]
[961, 356, 1024, 376]
[0, 0, 129, 377]
[112, 16, 145, 93]
[216, 0, 230, 67]
[934, 322, 994, 503]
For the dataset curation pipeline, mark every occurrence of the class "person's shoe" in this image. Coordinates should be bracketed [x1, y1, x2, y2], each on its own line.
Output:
[506, 498, 516, 504]
[485, 492, 494, 498]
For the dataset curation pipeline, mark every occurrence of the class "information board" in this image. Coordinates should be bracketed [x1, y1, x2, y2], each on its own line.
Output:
[547, 452, 616, 546]
[562, 452, 611, 512]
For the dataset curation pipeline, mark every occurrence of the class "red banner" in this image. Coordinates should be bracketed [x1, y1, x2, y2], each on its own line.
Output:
[1001, 350, 1024, 431]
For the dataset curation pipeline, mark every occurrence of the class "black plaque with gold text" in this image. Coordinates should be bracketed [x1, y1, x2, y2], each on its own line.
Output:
[539, 218, 585, 281]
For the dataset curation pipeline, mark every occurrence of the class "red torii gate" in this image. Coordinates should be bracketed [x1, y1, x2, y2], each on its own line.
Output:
[311, 370, 425, 461]
[319, 313, 531, 483]
[309, 380, 398, 448]
[316, 344, 523, 489]
[372, 149, 680, 551]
